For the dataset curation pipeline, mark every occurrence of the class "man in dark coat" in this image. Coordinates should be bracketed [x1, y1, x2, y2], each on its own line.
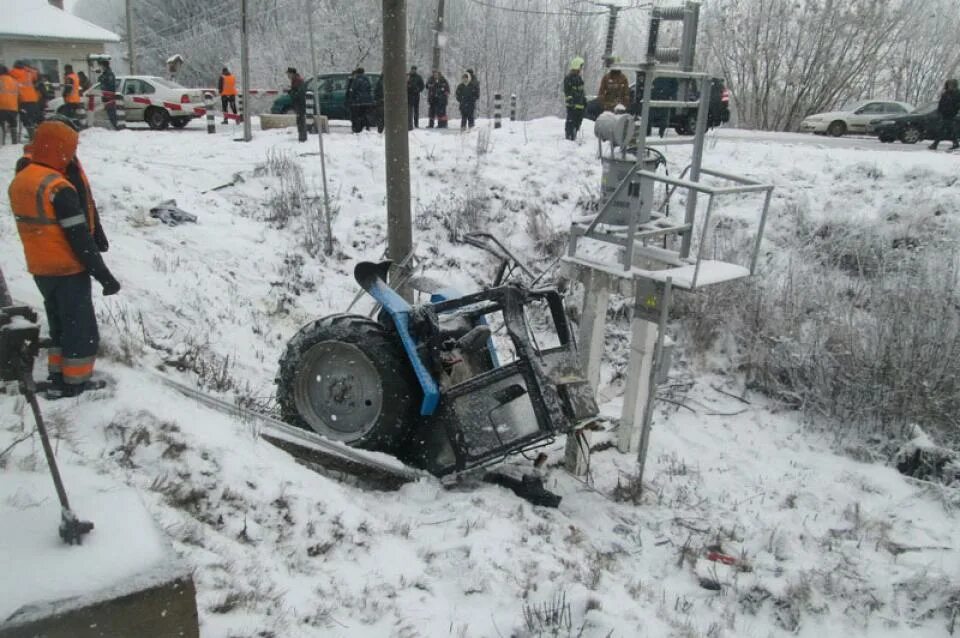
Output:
[456, 72, 477, 129]
[930, 79, 960, 150]
[563, 57, 586, 140]
[407, 65, 424, 130]
[345, 67, 374, 133]
[287, 67, 307, 142]
[97, 60, 119, 130]
[426, 70, 450, 128]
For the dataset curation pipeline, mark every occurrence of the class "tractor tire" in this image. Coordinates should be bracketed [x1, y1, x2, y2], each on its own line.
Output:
[276, 313, 418, 452]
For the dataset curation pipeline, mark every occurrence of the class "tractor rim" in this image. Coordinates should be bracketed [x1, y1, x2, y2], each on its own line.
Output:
[294, 341, 384, 441]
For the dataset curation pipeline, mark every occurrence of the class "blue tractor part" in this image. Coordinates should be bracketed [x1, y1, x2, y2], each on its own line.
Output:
[276, 261, 599, 481]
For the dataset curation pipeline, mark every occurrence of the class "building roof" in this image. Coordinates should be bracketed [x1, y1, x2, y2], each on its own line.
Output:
[0, 0, 121, 43]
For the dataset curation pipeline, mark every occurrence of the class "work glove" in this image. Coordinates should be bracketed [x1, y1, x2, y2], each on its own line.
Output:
[98, 272, 121, 296]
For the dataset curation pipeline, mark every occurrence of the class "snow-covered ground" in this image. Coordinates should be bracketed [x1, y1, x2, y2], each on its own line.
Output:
[1, 118, 959, 637]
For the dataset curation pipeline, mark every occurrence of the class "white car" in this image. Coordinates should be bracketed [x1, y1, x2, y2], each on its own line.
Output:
[47, 75, 210, 130]
[800, 100, 914, 137]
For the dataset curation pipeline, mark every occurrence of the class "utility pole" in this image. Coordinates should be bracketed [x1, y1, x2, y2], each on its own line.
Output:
[382, 0, 412, 290]
[240, 0, 252, 141]
[431, 0, 445, 72]
[306, 0, 334, 255]
[125, 0, 136, 74]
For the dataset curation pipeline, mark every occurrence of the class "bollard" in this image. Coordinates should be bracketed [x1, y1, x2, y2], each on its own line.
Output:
[204, 92, 216, 134]
[510, 94, 517, 121]
[494, 92, 502, 129]
[115, 95, 126, 129]
[306, 90, 315, 133]
[237, 93, 244, 124]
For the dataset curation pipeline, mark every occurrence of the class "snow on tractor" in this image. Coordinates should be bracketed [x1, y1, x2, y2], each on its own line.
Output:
[274, 261, 599, 504]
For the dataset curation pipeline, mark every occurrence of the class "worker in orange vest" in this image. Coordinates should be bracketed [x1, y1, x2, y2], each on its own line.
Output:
[0, 65, 18, 145]
[63, 64, 83, 121]
[10, 61, 40, 138]
[218, 67, 238, 124]
[8, 118, 120, 399]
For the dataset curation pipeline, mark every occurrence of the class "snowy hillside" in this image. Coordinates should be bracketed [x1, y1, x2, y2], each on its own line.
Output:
[1, 119, 959, 638]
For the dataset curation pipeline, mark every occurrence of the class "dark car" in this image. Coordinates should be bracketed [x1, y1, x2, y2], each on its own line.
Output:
[585, 76, 730, 134]
[871, 102, 959, 144]
[271, 72, 381, 120]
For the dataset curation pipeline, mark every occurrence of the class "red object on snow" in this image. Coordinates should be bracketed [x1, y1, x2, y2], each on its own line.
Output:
[706, 551, 737, 565]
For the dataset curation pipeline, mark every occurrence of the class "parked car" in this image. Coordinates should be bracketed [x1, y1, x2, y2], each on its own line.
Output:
[584, 76, 730, 135]
[47, 75, 209, 130]
[270, 72, 382, 121]
[799, 100, 914, 137]
[870, 102, 960, 144]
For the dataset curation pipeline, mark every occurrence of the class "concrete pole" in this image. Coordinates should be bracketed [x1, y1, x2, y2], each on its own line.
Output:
[431, 0, 445, 72]
[617, 290, 659, 454]
[240, 0, 252, 142]
[125, 0, 136, 75]
[564, 267, 612, 475]
[306, 0, 334, 255]
[383, 0, 413, 291]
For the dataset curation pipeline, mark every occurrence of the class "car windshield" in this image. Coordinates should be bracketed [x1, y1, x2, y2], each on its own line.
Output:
[913, 102, 937, 114]
[150, 77, 186, 89]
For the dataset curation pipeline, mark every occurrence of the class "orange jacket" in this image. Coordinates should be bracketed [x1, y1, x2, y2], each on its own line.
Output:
[8, 122, 94, 276]
[65, 72, 82, 103]
[220, 73, 237, 96]
[598, 70, 631, 111]
[9, 67, 39, 103]
[0, 74, 17, 111]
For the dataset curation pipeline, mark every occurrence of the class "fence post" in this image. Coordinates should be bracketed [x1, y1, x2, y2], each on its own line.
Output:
[510, 93, 517, 121]
[494, 92, 502, 129]
[204, 92, 216, 134]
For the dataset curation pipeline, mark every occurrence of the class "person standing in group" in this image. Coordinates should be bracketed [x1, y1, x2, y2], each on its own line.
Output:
[97, 59, 119, 130]
[407, 65, 424, 130]
[426, 70, 450, 128]
[286, 67, 307, 142]
[8, 118, 120, 399]
[929, 79, 960, 151]
[62, 64, 82, 120]
[218, 67, 238, 124]
[466, 68, 480, 108]
[598, 58, 630, 112]
[10, 61, 40, 139]
[346, 67, 374, 134]
[456, 72, 477, 130]
[563, 56, 586, 140]
[0, 65, 18, 145]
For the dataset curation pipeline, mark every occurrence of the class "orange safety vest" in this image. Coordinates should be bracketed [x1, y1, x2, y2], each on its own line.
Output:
[65, 72, 82, 104]
[8, 163, 94, 277]
[9, 67, 39, 103]
[0, 74, 17, 111]
[221, 73, 237, 96]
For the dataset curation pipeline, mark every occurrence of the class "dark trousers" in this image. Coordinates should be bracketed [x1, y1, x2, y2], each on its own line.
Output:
[565, 107, 584, 140]
[295, 105, 307, 142]
[350, 105, 371, 133]
[34, 273, 99, 385]
[460, 103, 476, 129]
[428, 99, 448, 127]
[408, 98, 419, 129]
[0, 110, 17, 144]
[19, 101, 39, 137]
[931, 117, 958, 148]
[221, 95, 237, 121]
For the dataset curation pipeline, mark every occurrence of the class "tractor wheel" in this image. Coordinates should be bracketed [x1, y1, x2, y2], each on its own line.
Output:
[276, 313, 418, 452]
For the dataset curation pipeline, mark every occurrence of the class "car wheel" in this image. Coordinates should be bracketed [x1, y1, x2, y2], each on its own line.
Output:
[899, 126, 921, 144]
[878, 132, 895, 143]
[145, 107, 170, 130]
[170, 117, 190, 129]
[827, 120, 847, 137]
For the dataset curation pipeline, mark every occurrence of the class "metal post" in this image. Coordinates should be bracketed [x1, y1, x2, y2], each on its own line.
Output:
[494, 92, 502, 128]
[510, 93, 517, 121]
[306, 0, 334, 255]
[635, 278, 672, 487]
[431, 0, 445, 73]
[383, 0, 413, 295]
[618, 285, 659, 453]
[679, 74, 709, 258]
[115, 95, 126, 129]
[237, 93, 244, 125]
[204, 92, 215, 133]
[125, 0, 136, 74]
[240, 0, 252, 141]
[306, 90, 315, 130]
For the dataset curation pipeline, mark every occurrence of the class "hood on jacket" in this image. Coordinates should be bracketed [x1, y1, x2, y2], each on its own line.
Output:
[32, 120, 78, 172]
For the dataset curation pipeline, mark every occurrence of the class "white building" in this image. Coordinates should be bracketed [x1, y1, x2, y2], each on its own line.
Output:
[0, 0, 120, 84]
